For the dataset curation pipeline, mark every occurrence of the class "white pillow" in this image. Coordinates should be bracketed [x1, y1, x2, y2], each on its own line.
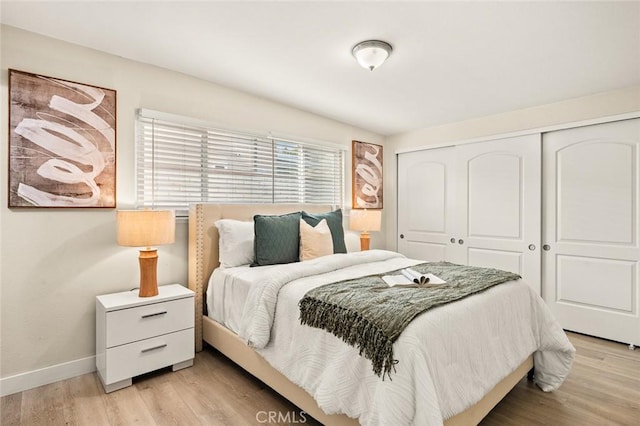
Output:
[215, 219, 254, 268]
[299, 218, 334, 261]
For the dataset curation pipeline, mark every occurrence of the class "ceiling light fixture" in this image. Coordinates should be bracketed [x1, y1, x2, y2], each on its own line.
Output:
[352, 40, 393, 71]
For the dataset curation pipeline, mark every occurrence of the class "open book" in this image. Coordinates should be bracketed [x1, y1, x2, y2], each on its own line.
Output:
[382, 268, 446, 287]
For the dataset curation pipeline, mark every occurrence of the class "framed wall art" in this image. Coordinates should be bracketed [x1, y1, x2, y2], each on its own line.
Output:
[352, 140, 383, 209]
[8, 69, 117, 208]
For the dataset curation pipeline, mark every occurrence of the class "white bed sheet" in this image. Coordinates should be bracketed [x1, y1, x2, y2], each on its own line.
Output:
[207, 264, 277, 333]
[207, 250, 575, 425]
[207, 261, 305, 333]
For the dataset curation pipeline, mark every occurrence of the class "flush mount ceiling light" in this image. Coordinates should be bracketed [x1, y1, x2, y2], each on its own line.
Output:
[352, 40, 393, 71]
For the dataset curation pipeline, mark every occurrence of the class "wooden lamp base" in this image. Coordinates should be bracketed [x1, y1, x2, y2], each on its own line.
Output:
[359, 232, 371, 251]
[138, 249, 159, 297]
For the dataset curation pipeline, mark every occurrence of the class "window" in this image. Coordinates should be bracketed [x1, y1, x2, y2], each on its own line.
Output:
[135, 109, 344, 214]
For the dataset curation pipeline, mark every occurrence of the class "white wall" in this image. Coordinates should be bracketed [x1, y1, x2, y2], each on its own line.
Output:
[0, 25, 383, 386]
[384, 86, 640, 251]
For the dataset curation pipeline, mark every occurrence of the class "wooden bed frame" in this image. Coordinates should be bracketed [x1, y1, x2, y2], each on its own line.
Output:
[188, 203, 534, 425]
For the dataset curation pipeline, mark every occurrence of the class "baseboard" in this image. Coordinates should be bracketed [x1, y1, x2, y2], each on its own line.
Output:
[0, 355, 96, 397]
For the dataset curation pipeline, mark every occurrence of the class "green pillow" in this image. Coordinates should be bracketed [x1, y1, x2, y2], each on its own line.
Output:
[252, 212, 301, 266]
[301, 209, 347, 254]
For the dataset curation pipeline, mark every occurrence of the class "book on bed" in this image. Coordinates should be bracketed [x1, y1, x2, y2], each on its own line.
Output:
[382, 268, 446, 286]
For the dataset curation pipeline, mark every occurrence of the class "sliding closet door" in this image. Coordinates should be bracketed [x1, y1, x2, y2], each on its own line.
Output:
[397, 147, 464, 263]
[456, 135, 542, 293]
[543, 119, 640, 346]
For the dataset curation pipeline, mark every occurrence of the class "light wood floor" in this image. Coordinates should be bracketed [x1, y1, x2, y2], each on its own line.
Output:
[2, 332, 638, 425]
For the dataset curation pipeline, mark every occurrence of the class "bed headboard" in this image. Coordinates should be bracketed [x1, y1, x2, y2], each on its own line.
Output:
[188, 203, 334, 350]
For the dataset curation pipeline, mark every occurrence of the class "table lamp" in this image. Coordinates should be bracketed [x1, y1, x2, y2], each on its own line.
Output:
[117, 209, 175, 297]
[350, 209, 381, 251]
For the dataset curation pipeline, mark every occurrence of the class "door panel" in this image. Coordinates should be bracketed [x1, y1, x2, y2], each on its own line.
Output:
[468, 153, 522, 239]
[557, 142, 634, 245]
[556, 255, 635, 312]
[543, 118, 640, 346]
[402, 242, 447, 263]
[407, 162, 446, 233]
[457, 134, 542, 293]
[467, 248, 523, 276]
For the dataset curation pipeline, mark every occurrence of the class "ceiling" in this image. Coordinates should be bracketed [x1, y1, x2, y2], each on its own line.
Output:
[2, 1, 639, 136]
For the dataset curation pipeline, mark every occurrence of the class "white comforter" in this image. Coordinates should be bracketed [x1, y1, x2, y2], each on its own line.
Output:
[235, 250, 575, 425]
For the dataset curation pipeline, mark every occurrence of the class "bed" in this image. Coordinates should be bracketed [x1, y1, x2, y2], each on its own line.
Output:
[188, 203, 574, 425]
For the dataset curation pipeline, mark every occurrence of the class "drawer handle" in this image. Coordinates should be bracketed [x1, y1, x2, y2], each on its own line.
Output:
[141, 311, 167, 319]
[141, 343, 167, 353]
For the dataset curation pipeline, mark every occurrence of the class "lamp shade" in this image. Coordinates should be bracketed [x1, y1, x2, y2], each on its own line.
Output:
[352, 40, 393, 71]
[350, 209, 382, 232]
[117, 210, 175, 248]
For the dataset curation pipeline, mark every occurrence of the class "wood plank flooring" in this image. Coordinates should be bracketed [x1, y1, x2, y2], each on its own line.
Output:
[481, 332, 639, 426]
[2, 332, 638, 425]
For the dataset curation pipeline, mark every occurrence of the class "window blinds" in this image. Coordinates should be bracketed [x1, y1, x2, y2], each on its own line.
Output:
[135, 110, 344, 213]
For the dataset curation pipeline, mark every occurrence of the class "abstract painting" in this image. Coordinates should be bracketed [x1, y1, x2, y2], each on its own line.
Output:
[352, 140, 383, 209]
[8, 69, 116, 208]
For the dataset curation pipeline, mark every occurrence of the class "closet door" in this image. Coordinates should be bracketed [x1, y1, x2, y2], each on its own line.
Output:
[397, 147, 464, 263]
[456, 135, 542, 293]
[543, 119, 640, 346]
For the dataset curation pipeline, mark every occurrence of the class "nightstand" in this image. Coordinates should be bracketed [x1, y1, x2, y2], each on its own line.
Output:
[96, 284, 194, 393]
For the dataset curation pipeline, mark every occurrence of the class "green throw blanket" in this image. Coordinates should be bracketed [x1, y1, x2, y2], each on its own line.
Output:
[298, 262, 520, 379]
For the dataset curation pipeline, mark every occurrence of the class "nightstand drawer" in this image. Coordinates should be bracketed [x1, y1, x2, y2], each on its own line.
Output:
[106, 297, 194, 347]
[103, 328, 194, 384]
